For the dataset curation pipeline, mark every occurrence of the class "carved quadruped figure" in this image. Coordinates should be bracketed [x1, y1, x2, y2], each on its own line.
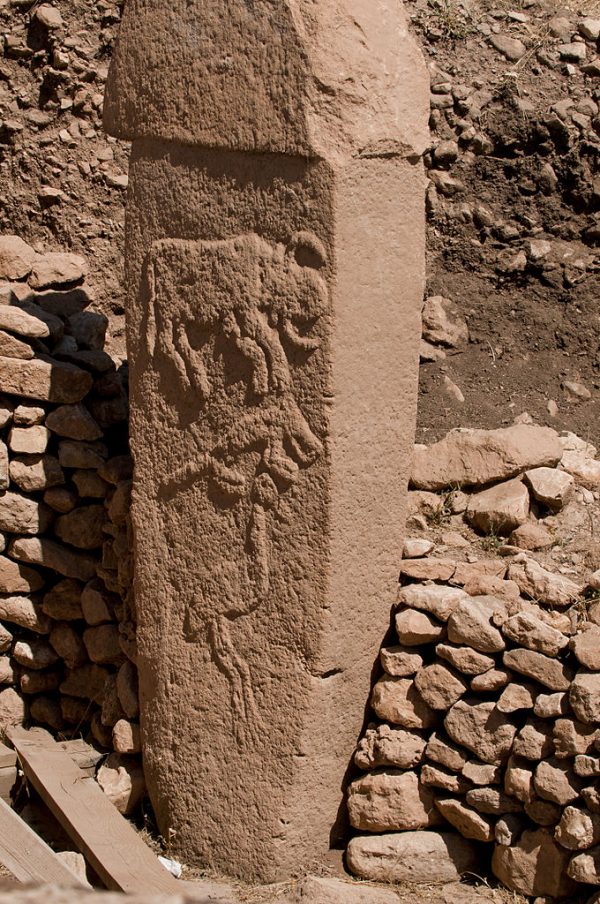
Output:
[143, 231, 328, 744]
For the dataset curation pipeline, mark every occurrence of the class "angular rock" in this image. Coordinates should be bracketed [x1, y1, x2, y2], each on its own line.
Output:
[347, 769, 438, 831]
[371, 677, 438, 730]
[9, 455, 64, 493]
[554, 718, 599, 758]
[12, 639, 59, 670]
[575, 755, 600, 778]
[447, 597, 505, 653]
[534, 692, 570, 719]
[510, 521, 554, 551]
[497, 682, 537, 714]
[436, 643, 495, 676]
[561, 450, 600, 489]
[9, 537, 97, 582]
[425, 731, 468, 772]
[395, 608, 445, 646]
[0, 307, 48, 342]
[60, 663, 110, 703]
[402, 537, 433, 558]
[509, 558, 582, 607]
[411, 425, 562, 491]
[495, 814, 524, 846]
[0, 596, 50, 634]
[354, 724, 426, 770]
[346, 831, 478, 885]
[556, 805, 600, 850]
[445, 700, 516, 764]
[525, 798, 560, 826]
[0, 357, 93, 404]
[58, 440, 107, 470]
[568, 847, 600, 884]
[83, 625, 123, 666]
[0, 687, 25, 733]
[43, 487, 77, 514]
[8, 425, 49, 456]
[513, 718, 554, 760]
[0, 331, 34, 360]
[571, 671, 600, 724]
[398, 583, 466, 621]
[0, 492, 51, 536]
[492, 828, 575, 897]
[534, 758, 581, 805]
[461, 761, 501, 785]
[571, 625, 600, 671]
[54, 505, 106, 551]
[465, 478, 530, 535]
[20, 669, 61, 695]
[0, 236, 37, 280]
[503, 648, 572, 691]
[505, 756, 534, 803]
[465, 787, 522, 815]
[490, 33, 526, 61]
[45, 404, 102, 441]
[49, 623, 88, 669]
[420, 763, 471, 794]
[116, 660, 139, 720]
[414, 663, 467, 710]
[524, 466, 574, 511]
[398, 559, 455, 582]
[28, 254, 87, 290]
[72, 470, 110, 499]
[0, 556, 43, 593]
[0, 443, 6, 493]
[380, 645, 422, 677]
[112, 720, 141, 755]
[435, 798, 494, 842]
[421, 296, 468, 348]
[96, 753, 145, 816]
[502, 610, 568, 657]
[42, 579, 83, 620]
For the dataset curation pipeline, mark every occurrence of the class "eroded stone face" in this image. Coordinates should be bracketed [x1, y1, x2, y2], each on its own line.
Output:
[105, 0, 428, 881]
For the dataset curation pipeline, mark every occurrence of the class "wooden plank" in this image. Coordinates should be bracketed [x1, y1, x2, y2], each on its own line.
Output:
[0, 744, 16, 770]
[0, 765, 16, 803]
[0, 796, 85, 886]
[7, 727, 182, 895]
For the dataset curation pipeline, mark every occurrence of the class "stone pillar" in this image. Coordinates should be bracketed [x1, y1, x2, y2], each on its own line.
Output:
[104, 0, 428, 883]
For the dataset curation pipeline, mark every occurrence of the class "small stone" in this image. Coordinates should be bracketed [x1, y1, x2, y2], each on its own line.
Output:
[34, 4, 63, 28]
[72, 470, 110, 499]
[354, 724, 426, 770]
[8, 426, 49, 455]
[462, 761, 501, 785]
[513, 719, 554, 760]
[9, 537, 97, 582]
[421, 296, 468, 348]
[83, 625, 123, 666]
[568, 847, 600, 884]
[346, 831, 478, 885]
[58, 441, 107, 470]
[502, 611, 569, 657]
[436, 643, 495, 676]
[0, 596, 49, 634]
[534, 692, 570, 718]
[471, 668, 511, 692]
[445, 700, 516, 764]
[43, 487, 77, 513]
[553, 718, 599, 758]
[561, 450, 600, 489]
[534, 758, 581, 805]
[395, 609, 445, 646]
[398, 583, 466, 621]
[447, 597, 505, 653]
[0, 492, 51, 536]
[97, 753, 145, 816]
[571, 625, 600, 671]
[559, 42, 587, 62]
[116, 660, 139, 720]
[54, 505, 106, 550]
[414, 663, 468, 710]
[49, 622, 88, 669]
[402, 538, 434, 558]
[505, 756, 535, 803]
[508, 558, 581, 607]
[510, 522, 555, 550]
[399, 559, 455, 582]
[0, 331, 34, 360]
[571, 671, 600, 724]
[45, 404, 102, 441]
[112, 720, 141, 755]
[497, 682, 537, 713]
[380, 645, 423, 677]
[580, 17, 600, 40]
[435, 798, 494, 842]
[81, 580, 115, 625]
[0, 236, 37, 281]
[465, 478, 530, 535]
[0, 306, 48, 341]
[524, 467, 574, 511]
[0, 687, 25, 734]
[371, 677, 438, 730]
[0, 556, 44, 593]
[425, 731, 468, 771]
[556, 805, 600, 850]
[492, 828, 575, 897]
[583, 787, 600, 812]
[490, 34, 526, 61]
[525, 798, 561, 826]
[28, 254, 87, 290]
[348, 769, 438, 832]
[574, 755, 600, 777]
[9, 455, 64, 493]
[12, 639, 59, 671]
[420, 763, 471, 794]
[503, 649, 572, 691]
[495, 814, 524, 846]
[465, 787, 522, 815]
[60, 664, 110, 704]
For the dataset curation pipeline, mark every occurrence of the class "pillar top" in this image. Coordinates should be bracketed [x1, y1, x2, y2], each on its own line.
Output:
[103, 0, 429, 163]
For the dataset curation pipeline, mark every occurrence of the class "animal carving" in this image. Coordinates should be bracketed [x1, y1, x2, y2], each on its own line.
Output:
[143, 232, 328, 743]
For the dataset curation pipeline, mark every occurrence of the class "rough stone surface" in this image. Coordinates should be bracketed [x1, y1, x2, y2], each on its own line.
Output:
[9, 537, 96, 581]
[508, 558, 581, 607]
[45, 404, 102, 441]
[0, 357, 92, 404]
[354, 724, 426, 770]
[568, 847, 600, 884]
[410, 425, 562, 491]
[346, 831, 477, 884]
[96, 753, 145, 816]
[0, 556, 43, 593]
[534, 758, 581, 804]
[436, 643, 495, 675]
[571, 625, 600, 671]
[0, 492, 51, 535]
[524, 466, 574, 511]
[556, 805, 600, 850]
[445, 699, 516, 764]
[395, 608, 445, 645]
[447, 597, 505, 653]
[397, 583, 466, 621]
[29, 254, 87, 290]
[0, 236, 37, 280]
[371, 677, 438, 729]
[435, 799, 494, 841]
[492, 828, 575, 897]
[502, 610, 569, 657]
[347, 769, 438, 831]
[465, 478, 530, 535]
[379, 646, 423, 677]
[503, 648, 572, 691]
[9, 455, 64, 493]
[414, 662, 467, 709]
[571, 671, 600, 724]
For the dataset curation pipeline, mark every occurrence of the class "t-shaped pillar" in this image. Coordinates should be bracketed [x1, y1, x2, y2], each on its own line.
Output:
[104, 0, 429, 882]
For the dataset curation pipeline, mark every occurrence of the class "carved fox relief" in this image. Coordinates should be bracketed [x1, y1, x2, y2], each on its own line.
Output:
[141, 232, 329, 742]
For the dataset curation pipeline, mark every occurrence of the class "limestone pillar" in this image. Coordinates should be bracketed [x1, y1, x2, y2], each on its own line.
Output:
[104, 0, 429, 882]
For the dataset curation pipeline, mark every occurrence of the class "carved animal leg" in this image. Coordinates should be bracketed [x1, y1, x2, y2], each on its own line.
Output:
[281, 318, 320, 352]
[246, 310, 291, 394]
[209, 615, 265, 746]
[264, 430, 299, 485]
[223, 312, 269, 397]
[283, 399, 323, 466]
[247, 503, 270, 598]
[174, 320, 211, 400]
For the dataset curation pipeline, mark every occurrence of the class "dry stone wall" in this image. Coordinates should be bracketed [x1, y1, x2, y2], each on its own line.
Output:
[0, 234, 141, 814]
[346, 423, 600, 899]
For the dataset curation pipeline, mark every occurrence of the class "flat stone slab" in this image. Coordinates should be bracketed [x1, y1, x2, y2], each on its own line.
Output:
[0, 357, 92, 403]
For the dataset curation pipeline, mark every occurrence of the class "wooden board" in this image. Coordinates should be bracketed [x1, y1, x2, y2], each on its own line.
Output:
[0, 796, 85, 886]
[7, 727, 182, 895]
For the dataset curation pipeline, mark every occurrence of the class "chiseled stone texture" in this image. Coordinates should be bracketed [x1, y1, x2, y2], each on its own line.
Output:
[104, 0, 429, 882]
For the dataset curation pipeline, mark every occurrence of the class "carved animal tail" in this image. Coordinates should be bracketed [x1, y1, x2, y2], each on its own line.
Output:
[209, 615, 266, 747]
